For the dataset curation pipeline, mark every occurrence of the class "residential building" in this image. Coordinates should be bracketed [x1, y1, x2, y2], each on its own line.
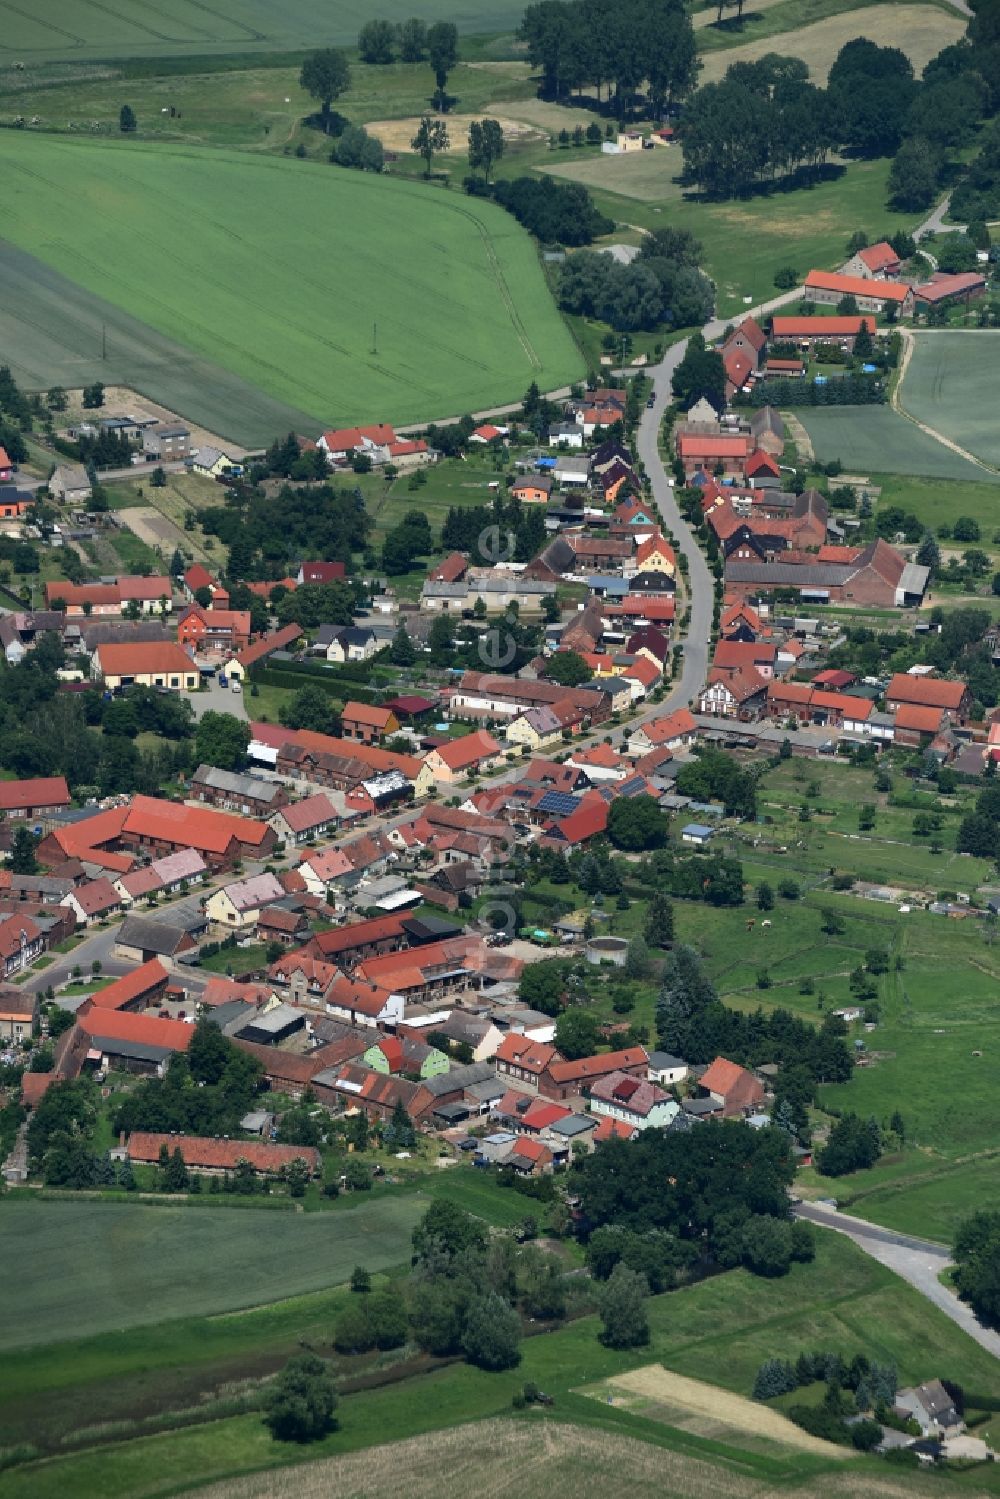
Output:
[0, 914, 43, 977]
[495, 1033, 561, 1092]
[93, 642, 199, 692]
[697, 1055, 764, 1117]
[143, 423, 190, 460]
[60, 877, 123, 927]
[190, 765, 288, 818]
[885, 673, 971, 724]
[267, 792, 338, 845]
[769, 314, 877, 348]
[45, 576, 173, 617]
[590, 1070, 678, 1131]
[0, 987, 37, 1041]
[127, 1132, 319, 1178]
[176, 605, 251, 654]
[205, 872, 286, 932]
[539, 1045, 649, 1101]
[48, 464, 91, 504]
[190, 446, 236, 479]
[0, 776, 71, 821]
[341, 702, 399, 744]
[423, 730, 505, 785]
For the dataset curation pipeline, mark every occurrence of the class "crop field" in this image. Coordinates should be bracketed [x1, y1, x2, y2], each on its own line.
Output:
[0, 132, 582, 431]
[0, 1196, 423, 1348]
[698, 4, 963, 83]
[797, 407, 995, 482]
[900, 332, 1000, 468]
[0, 0, 527, 64]
[580, 1365, 854, 1456]
[0, 242, 319, 446]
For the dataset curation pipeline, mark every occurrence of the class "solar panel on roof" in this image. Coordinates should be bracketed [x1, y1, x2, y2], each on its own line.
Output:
[618, 777, 647, 797]
[537, 790, 581, 816]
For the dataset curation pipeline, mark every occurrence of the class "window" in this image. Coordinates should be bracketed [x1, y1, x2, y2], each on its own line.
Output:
[170, 676, 179, 687]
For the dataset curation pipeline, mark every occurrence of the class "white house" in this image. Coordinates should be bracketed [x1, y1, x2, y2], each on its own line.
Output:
[647, 1051, 688, 1086]
[589, 1071, 678, 1131]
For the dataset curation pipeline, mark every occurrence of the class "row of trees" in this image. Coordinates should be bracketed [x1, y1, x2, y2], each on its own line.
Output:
[519, 0, 698, 119]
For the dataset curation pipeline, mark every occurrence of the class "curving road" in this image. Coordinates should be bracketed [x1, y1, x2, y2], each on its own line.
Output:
[633, 287, 805, 713]
[795, 1201, 1000, 1360]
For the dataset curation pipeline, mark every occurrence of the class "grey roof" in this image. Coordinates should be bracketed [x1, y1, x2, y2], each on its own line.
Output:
[117, 915, 192, 956]
[727, 560, 849, 587]
[339, 627, 376, 646]
[898, 562, 930, 596]
[192, 764, 285, 805]
[420, 1061, 496, 1097]
[648, 1050, 686, 1069]
[89, 1035, 173, 1062]
[549, 1113, 598, 1137]
[682, 1096, 719, 1116]
[681, 823, 714, 838]
[433, 1100, 472, 1121]
[239, 1002, 304, 1036]
[422, 582, 467, 599]
[465, 1077, 505, 1103]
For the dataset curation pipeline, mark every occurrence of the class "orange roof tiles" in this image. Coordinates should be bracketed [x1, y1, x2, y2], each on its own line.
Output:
[96, 642, 196, 677]
[804, 270, 909, 302]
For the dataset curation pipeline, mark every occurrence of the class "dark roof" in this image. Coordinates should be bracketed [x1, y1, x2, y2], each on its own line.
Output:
[117, 915, 193, 956]
[401, 913, 464, 943]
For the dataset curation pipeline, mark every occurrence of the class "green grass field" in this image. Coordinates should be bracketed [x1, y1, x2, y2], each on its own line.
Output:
[0, 0, 527, 63]
[797, 406, 995, 481]
[0, 1195, 423, 1349]
[900, 332, 1000, 469]
[5, 1232, 999, 1499]
[0, 132, 582, 431]
[873, 473, 1000, 543]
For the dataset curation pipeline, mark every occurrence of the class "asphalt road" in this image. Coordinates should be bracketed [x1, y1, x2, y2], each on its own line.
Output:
[794, 1201, 1000, 1360]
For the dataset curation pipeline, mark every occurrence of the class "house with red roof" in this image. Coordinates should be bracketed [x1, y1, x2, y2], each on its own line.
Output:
[60, 877, 124, 927]
[699, 663, 768, 720]
[769, 314, 876, 348]
[235, 622, 303, 674]
[622, 655, 661, 699]
[506, 1135, 554, 1175]
[540, 1045, 649, 1101]
[720, 316, 767, 372]
[0, 776, 71, 821]
[495, 1033, 562, 1092]
[893, 701, 947, 745]
[469, 423, 509, 443]
[341, 701, 400, 745]
[94, 642, 200, 693]
[590, 1070, 678, 1131]
[297, 561, 346, 585]
[77, 1008, 194, 1073]
[45, 576, 173, 617]
[886, 673, 971, 724]
[626, 707, 697, 756]
[423, 730, 504, 786]
[318, 424, 396, 464]
[0, 914, 44, 978]
[696, 1055, 764, 1117]
[745, 450, 781, 488]
[0, 446, 13, 483]
[176, 605, 251, 654]
[541, 792, 609, 848]
[324, 974, 402, 1028]
[79, 958, 169, 1014]
[593, 1115, 639, 1144]
[267, 792, 338, 845]
[843, 240, 901, 280]
[429, 553, 468, 584]
[675, 431, 754, 481]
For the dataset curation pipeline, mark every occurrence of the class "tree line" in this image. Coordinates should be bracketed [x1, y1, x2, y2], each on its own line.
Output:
[519, 0, 698, 120]
[557, 225, 713, 333]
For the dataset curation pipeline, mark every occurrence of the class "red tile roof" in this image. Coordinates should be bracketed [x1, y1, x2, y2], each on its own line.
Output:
[0, 776, 70, 812]
[805, 270, 910, 301]
[593, 1116, 638, 1143]
[125, 795, 272, 854]
[894, 702, 945, 734]
[857, 241, 899, 273]
[310, 913, 409, 958]
[886, 674, 967, 711]
[237, 623, 303, 669]
[82, 959, 168, 1012]
[677, 433, 753, 458]
[96, 642, 195, 678]
[546, 1045, 647, 1086]
[430, 730, 501, 772]
[127, 1132, 320, 1174]
[277, 793, 336, 833]
[321, 424, 395, 453]
[78, 1008, 193, 1051]
[496, 1033, 560, 1073]
[342, 701, 397, 729]
[300, 561, 346, 584]
[771, 316, 876, 338]
[700, 1054, 752, 1098]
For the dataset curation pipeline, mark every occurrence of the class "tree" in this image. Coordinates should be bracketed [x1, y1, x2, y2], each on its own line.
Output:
[264, 1354, 338, 1442]
[350, 1264, 372, 1293]
[7, 825, 38, 875]
[333, 123, 385, 172]
[279, 683, 338, 735]
[427, 21, 458, 104]
[753, 1358, 798, 1399]
[953, 515, 981, 542]
[468, 118, 505, 181]
[160, 1145, 190, 1192]
[756, 881, 775, 911]
[817, 1113, 881, 1176]
[644, 890, 675, 948]
[299, 49, 351, 131]
[670, 333, 725, 412]
[119, 104, 137, 133]
[953, 1210, 1000, 1326]
[598, 1263, 649, 1348]
[46, 386, 68, 411]
[741, 1215, 794, 1277]
[545, 649, 591, 687]
[607, 794, 667, 851]
[518, 957, 568, 1016]
[916, 532, 940, 570]
[412, 115, 449, 176]
[427, 611, 455, 665]
[358, 18, 395, 62]
[554, 1007, 599, 1060]
[888, 135, 943, 211]
[398, 17, 427, 61]
[412, 1199, 487, 1261]
[82, 382, 105, 410]
[194, 710, 250, 772]
[461, 1291, 522, 1370]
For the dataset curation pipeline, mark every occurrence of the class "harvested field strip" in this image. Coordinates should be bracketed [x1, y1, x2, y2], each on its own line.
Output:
[585, 1365, 855, 1458]
[697, 3, 962, 77]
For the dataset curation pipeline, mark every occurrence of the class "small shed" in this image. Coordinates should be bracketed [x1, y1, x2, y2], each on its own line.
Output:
[681, 823, 714, 846]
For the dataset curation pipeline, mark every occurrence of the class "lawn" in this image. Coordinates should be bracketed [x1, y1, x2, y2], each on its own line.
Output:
[6, 1231, 999, 1499]
[367, 451, 509, 543]
[0, 132, 582, 433]
[873, 473, 1000, 544]
[818, 1154, 1000, 1240]
[543, 156, 922, 318]
[796, 406, 995, 482]
[0, 1195, 424, 1349]
[697, 2, 962, 80]
[0, 0, 527, 63]
[900, 331, 1000, 469]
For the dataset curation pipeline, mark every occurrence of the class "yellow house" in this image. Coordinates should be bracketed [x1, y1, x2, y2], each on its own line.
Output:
[191, 445, 237, 479]
[94, 642, 200, 692]
[505, 704, 578, 750]
[412, 762, 438, 799]
[617, 131, 644, 153]
[204, 871, 285, 933]
[635, 534, 676, 576]
[423, 730, 503, 785]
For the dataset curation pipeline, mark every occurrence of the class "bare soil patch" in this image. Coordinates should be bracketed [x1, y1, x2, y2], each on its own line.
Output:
[697, 5, 962, 83]
[367, 113, 545, 152]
